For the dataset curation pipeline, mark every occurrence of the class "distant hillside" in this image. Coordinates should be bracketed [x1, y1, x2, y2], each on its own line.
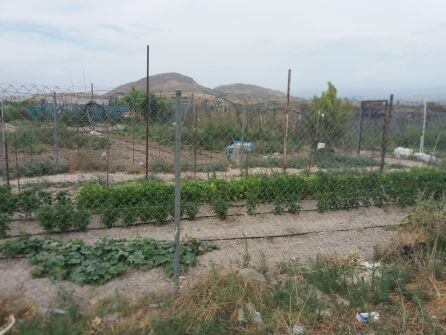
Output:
[106, 72, 216, 97]
[106, 73, 288, 102]
[213, 83, 287, 100]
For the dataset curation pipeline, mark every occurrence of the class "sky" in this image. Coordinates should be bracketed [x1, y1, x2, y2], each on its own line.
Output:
[0, 0, 445, 98]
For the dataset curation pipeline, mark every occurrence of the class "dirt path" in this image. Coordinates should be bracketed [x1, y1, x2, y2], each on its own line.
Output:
[0, 206, 408, 310]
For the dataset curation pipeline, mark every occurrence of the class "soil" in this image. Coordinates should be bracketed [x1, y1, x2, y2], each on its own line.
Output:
[0, 205, 409, 310]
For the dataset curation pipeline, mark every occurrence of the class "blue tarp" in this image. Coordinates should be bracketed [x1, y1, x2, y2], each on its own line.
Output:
[225, 140, 254, 161]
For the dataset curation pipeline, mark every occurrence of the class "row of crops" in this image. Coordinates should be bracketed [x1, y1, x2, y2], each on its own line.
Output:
[1, 168, 445, 236]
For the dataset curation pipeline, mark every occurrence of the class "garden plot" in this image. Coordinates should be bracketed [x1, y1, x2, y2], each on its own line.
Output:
[0, 205, 408, 310]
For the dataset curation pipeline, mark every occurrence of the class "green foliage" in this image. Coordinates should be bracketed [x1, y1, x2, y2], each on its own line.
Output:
[119, 87, 173, 123]
[0, 185, 16, 216]
[15, 161, 69, 178]
[210, 192, 229, 220]
[5, 121, 107, 156]
[36, 194, 90, 232]
[0, 214, 9, 238]
[0, 236, 217, 284]
[303, 257, 414, 308]
[304, 82, 354, 148]
[16, 190, 40, 217]
[184, 201, 199, 220]
[0, 161, 69, 179]
[77, 168, 446, 224]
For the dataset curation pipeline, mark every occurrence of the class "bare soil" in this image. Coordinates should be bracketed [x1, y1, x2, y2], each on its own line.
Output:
[0, 205, 409, 310]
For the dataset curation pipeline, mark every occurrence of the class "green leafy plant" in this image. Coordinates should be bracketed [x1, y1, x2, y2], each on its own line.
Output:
[36, 194, 91, 233]
[0, 185, 16, 215]
[184, 201, 199, 220]
[273, 195, 284, 215]
[0, 236, 217, 284]
[211, 193, 228, 220]
[16, 191, 40, 217]
[75, 168, 446, 225]
[0, 214, 9, 238]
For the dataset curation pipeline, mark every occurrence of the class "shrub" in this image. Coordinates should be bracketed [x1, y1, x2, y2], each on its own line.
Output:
[211, 193, 228, 220]
[99, 204, 119, 228]
[16, 191, 40, 217]
[0, 185, 16, 215]
[184, 201, 199, 220]
[0, 214, 9, 238]
[36, 201, 90, 233]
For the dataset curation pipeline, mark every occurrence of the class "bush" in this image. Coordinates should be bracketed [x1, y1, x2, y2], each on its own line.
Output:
[15, 161, 69, 178]
[0, 214, 9, 238]
[16, 191, 40, 217]
[0, 185, 16, 215]
[211, 193, 228, 220]
[184, 201, 199, 220]
[36, 202, 90, 233]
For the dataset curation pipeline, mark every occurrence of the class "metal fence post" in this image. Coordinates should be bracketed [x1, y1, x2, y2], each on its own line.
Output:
[52, 92, 59, 165]
[1, 99, 10, 186]
[145, 45, 150, 179]
[356, 101, 364, 155]
[380, 94, 393, 172]
[173, 89, 182, 293]
[282, 69, 291, 173]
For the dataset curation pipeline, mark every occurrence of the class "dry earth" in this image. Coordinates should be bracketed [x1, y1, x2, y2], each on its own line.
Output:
[0, 205, 409, 310]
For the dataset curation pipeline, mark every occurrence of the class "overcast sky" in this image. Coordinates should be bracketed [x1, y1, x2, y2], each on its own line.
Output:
[0, 0, 445, 97]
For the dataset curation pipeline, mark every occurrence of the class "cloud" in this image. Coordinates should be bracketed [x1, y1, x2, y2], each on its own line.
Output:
[0, 0, 445, 96]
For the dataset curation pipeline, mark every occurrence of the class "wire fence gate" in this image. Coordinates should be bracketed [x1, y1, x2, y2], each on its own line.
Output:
[1, 83, 446, 291]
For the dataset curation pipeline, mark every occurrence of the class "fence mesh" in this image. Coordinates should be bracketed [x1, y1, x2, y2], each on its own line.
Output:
[1, 83, 446, 290]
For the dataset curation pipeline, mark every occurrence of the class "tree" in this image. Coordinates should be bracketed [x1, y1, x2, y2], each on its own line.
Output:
[120, 87, 172, 123]
[303, 82, 353, 148]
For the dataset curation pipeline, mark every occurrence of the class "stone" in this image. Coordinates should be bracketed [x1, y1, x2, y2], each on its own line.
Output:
[239, 268, 266, 283]
[102, 312, 122, 326]
[292, 324, 305, 334]
[245, 303, 263, 324]
[320, 309, 332, 317]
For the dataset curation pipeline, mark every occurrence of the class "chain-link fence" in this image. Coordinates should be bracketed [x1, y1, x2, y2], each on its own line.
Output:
[1, 83, 446, 290]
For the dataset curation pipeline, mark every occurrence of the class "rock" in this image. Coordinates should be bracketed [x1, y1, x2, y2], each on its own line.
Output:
[336, 295, 349, 306]
[292, 324, 306, 334]
[320, 309, 332, 317]
[245, 303, 263, 324]
[394, 147, 413, 158]
[414, 152, 436, 163]
[237, 307, 246, 324]
[48, 308, 68, 315]
[239, 268, 266, 283]
[102, 312, 122, 326]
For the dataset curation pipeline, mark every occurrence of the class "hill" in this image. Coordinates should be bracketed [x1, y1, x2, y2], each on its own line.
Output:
[213, 83, 287, 101]
[106, 73, 288, 102]
[106, 72, 216, 97]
